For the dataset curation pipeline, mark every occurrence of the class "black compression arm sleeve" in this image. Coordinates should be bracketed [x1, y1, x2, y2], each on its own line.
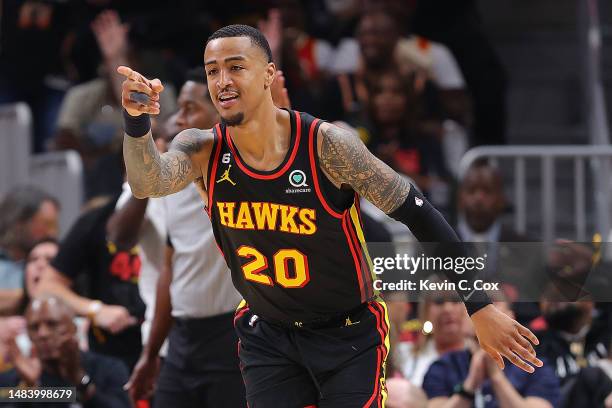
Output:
[388, 185, 491, 315]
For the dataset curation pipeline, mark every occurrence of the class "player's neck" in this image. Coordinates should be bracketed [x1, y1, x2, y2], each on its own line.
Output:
[228, 102, 291, 171]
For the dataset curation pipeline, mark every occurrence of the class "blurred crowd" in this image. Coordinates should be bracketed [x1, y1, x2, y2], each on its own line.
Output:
[0, 0, 611, 407]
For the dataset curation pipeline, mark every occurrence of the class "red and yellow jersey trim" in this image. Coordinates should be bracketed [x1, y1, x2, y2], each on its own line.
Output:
[224, 111, 302, 180]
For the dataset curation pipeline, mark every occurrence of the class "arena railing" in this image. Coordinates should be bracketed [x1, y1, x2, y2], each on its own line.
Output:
[0, 103, 32, 197]
[458, 145, 612, 243]
[29, 151, 84, 237]
[579, 0, 610, 146]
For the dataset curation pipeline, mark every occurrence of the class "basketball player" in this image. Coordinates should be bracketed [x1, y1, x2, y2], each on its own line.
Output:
[118, 25, 542, 407]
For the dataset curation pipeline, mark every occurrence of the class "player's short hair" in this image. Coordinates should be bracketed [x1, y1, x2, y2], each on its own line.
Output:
[207, 24, 273, 63]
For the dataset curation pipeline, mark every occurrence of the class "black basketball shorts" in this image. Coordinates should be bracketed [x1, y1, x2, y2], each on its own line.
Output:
[234, 298, 390, 408]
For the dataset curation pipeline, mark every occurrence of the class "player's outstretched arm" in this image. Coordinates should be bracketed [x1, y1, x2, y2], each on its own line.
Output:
[118, 66, 212, 198]
[123, 127, 211, 198]
[317, 122, 543, 373]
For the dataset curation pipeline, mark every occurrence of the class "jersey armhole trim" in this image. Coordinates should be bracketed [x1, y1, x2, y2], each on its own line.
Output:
[206, 124, 223, 217]
[308, 119, 346, 219]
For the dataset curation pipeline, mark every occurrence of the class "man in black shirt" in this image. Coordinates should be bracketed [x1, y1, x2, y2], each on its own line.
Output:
[39, 196, 145, 370]
[536, 289, 611, 385]
[0, 295, 130, 408]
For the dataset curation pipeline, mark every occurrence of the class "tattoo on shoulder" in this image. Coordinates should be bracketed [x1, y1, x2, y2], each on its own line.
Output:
[319, 124, 410, 213]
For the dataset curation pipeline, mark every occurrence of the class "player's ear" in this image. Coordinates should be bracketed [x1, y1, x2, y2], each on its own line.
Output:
[264, 62, 276, 89]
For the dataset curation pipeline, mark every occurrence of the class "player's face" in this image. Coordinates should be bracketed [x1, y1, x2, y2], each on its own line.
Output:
[204, 37, 273, 127]
[175, 81, 218, 130]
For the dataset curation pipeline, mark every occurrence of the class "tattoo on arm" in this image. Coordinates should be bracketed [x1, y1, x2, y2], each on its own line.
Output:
[123, 128, 206, 198]
[319, 124, 410, 213]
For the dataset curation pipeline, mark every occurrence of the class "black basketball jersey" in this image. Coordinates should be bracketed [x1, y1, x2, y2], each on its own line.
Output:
[206, 110, 375, 323]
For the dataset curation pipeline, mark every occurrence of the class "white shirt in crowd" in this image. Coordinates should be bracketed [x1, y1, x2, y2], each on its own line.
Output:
[159, 183, 241, 319]
[395, 340, 440, 387]
[329, 36, 465, 90]
[117, 183, 168, 355]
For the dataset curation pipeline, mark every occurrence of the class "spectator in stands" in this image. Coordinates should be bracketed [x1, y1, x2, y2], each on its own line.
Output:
[0, 187, 60, 266]
[330, 2, 472, 170]
[457, 160, 509, 242]
[38, 195, 145, 371]
[456, 160, 542, 324]
[321, 8, 468, 182]
[411, 0, 507, 146]
[545, 239, 612, 313]
[340, 0, 470, 116]
[0, 0, 73, 152]
[16, 238, 72, 323]
[0, 239, 88, 371]
[51, 9, 176, 199]
[393, 287, 469, 387]
[536, 283, 610, 385]
[534, 279, 612, 408]
[0, 239, 58, 373]
[306, 0, 360, 48]
[365, 69, 448, 196]
[0, 186, 59, 314]
[23, 238, 59, 302]
[268, 1, 335, 112]
[423, 299, 559, 408]
[319, 9, 401, 125]
[330, 4, 403, 77]
[0, 295, 130, 408]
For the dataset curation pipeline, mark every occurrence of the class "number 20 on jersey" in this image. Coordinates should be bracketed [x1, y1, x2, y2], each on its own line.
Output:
[237, 246, 310, 288]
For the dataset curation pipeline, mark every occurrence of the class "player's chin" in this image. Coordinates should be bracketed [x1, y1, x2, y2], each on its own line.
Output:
[221, 112, 245, 127]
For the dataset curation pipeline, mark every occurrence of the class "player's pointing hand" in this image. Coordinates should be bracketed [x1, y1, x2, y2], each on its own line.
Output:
[117, 65, 164, 117]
